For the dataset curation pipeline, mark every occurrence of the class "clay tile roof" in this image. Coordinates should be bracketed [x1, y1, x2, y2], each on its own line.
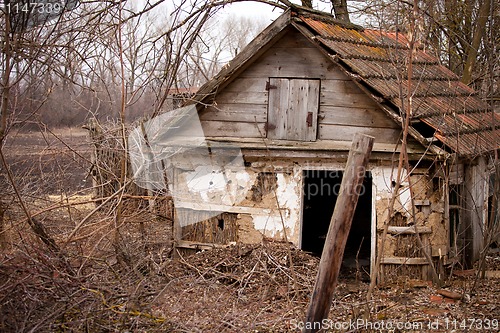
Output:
[192, 7, 499, 156]
[296, 11, 500, 156]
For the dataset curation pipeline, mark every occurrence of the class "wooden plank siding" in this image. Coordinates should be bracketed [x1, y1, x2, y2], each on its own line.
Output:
[319, 106, 399, 128]
[202, 121, 267, 138]
[200, 105, 267, 123]
[268, 78, 290, 139]
[199, 28, 402, 144]
[319, 124, 401, 142]
[287, 79, 319, 141]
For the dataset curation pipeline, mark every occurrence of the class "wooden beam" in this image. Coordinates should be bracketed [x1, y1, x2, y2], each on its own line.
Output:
[380, 257, 429, 265]
[176, 240, 236, 250]
[175, 202, 288, 216]
[414, 199, 430, 206]
[387, 226, 432, 235]
[304, 134, 374, 332]
[188, 10, 292, 106]
[204, 137, 427, 154]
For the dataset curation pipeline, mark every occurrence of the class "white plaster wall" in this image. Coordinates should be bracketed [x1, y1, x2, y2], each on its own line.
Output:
[173, 166, 302, 241]
[173, 162, 438, 253]
[252, 172, 302, 242]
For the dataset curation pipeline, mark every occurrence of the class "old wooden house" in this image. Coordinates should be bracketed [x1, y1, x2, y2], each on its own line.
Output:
[169, 6, 499, 281]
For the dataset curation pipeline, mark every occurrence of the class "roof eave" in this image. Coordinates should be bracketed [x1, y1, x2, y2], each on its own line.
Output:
[188, 9, 293, 106]
[290, 20, 449, 159]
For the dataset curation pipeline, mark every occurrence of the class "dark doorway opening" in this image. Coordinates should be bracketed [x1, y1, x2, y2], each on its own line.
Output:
[301, 170, 372, 279]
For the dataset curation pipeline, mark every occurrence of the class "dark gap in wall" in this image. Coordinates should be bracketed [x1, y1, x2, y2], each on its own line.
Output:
[301, 170, 372, 280]
[412, 121, 436, 138]
[218, 218, 225, 231]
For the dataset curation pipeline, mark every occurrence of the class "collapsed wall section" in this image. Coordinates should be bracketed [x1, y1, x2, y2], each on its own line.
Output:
[373, 166, 446, 282]
[171, 161, 302, 246]
[172, 157, 448, 282]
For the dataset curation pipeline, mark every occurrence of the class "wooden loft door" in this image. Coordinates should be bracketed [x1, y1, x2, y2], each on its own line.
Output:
[267, 78, 320, 141]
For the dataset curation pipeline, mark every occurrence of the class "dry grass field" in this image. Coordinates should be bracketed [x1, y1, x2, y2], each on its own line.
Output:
[2, 127, 92, 194]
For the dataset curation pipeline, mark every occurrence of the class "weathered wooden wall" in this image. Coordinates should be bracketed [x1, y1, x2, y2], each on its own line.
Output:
[178, 27, 455, 281]
[199, 28, 402, 144]
[464, 157, 488, 265]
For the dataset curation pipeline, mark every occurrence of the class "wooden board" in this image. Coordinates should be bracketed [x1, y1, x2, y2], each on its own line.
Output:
[201, 120, 266, 138]
[321, 79, 361, 94]
[176, 240, 236, 250]
[216, 91, 268, 105]
[320, 91, 380, 109]
[319, 106, 400, 128]
[464, 157, 488, 263]
[268, 78, 289, 140]
[304, 134, 374, 328]
[223, 78, 268, 93]
[271, 31, 316, 48]
[287, 79, 319, 141]
[200, 104, 267, 123]
[319, 124, 401, 143]
[240, 46, 346, 80]
[387, 226, 432, 235]
[205, 137, 428, 155]
[176, 201, 286, 215]
[201, 103, 267, 113]
[381, 257, 429, 265]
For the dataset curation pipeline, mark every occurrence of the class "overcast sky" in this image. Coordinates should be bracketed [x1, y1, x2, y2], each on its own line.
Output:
[220, 0, 334, 20]
[159, 1, 359, 28]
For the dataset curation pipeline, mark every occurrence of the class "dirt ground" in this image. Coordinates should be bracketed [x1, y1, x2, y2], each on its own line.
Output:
[159, 246, 500, 333]
[1, 127, 92, 194]
[1, 128, 500, 332]
[2, 228, 500, 332]
[1, 191, 500, 333]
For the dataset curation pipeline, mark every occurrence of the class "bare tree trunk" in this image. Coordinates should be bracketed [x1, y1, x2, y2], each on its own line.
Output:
[114, 0, 130, 269]
[301, 0, 313, 8]
[462, 0, 491, 84]
[1, 2, 12, 251]
[331, 0, 350, 23]
[0, 200, 5, 250]
[1, 2, 11, 145]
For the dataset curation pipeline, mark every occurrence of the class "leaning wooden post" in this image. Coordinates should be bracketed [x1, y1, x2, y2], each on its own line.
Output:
[304, 134, 374, 332]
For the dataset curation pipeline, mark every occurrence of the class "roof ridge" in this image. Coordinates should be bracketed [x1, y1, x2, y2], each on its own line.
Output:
[290, 6, 364, 31]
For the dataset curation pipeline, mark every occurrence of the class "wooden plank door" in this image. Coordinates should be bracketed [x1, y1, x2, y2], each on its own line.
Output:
[267, 78, 319, 141]
[267, 78, 289, 140]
